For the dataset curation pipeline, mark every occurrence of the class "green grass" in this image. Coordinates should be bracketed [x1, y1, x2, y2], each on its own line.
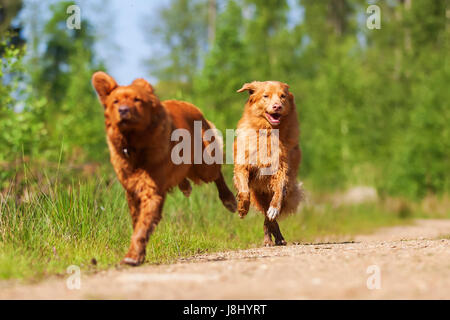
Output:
[0, 167, 421, 282]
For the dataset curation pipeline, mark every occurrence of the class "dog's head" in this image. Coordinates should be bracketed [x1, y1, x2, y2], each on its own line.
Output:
[92, 71, 160, 132]
[237, 81, 294, 127]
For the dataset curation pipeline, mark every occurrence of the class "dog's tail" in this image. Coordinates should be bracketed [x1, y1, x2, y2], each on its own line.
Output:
[280, 181, 306, 217]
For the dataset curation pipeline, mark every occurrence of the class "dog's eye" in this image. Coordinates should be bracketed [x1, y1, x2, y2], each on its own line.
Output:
[263, 95, 269, 99]
[134, 97, 141, 102]
[281, 94, 286, 99]
[113, 100, 119, 104]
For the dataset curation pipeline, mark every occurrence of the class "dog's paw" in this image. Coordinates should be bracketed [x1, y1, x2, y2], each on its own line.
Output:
[267, 206, 279, 221]
[238, 203, 249, 218]
[179, 179, 192, 198]
[181, 186, 192, 198]
[120, 257, 141, 267]
[275, 239, 287, 246]
[223, 197, 237, 213]
[121, 249, 145, 267]
[237, 192, 250, 218]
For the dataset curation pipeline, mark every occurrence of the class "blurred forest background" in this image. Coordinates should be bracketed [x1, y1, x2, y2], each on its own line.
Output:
[1, 0, 448, 198]
[0, 0, 449, 279]
[0, 0, 450, 197]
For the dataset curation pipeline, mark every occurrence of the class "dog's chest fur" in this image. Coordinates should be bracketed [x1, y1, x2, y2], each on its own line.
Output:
[106, 120, 172, 188]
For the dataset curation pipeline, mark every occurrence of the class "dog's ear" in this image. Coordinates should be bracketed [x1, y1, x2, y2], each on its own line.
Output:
[280, 82, 293, 103]
[288, 91, 295, 104]
[237, 82, 258, 95]
[92, 71, 118, 106]
[132, 78, 154, 93]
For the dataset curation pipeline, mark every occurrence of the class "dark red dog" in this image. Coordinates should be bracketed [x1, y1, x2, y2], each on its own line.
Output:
[92, 71, 236, 266]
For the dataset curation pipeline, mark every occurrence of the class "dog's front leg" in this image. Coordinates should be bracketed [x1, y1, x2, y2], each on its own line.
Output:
[233, 165, 250, 218]
[267, 167, 288, 221]
[126, 191, 139, 229]
[122, 171, 165, 266]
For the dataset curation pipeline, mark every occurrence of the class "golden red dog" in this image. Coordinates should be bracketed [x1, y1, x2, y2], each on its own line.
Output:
[92, 71, 236, 266]
[234, 81, 302, 246]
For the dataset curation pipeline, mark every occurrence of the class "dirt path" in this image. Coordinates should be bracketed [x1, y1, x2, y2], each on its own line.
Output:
[1, 219, 450, 299]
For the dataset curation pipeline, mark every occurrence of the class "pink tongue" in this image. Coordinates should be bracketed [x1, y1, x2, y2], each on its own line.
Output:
[267, 113, 280, 124]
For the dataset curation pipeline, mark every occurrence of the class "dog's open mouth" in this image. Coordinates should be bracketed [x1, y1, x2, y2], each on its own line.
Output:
[119, 118, 136, 126]
[265, 112, 281, 125]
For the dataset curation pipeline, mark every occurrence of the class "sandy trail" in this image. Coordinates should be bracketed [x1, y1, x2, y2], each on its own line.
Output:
[1, 219, 449, 299]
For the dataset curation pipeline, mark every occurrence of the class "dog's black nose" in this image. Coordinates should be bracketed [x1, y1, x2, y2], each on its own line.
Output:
[118, 105, 130, 116]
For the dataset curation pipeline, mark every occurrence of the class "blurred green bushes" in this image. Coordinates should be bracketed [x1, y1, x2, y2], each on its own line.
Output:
[151, 0, 449, 198]
[1, 0, 449, 198]
[0, 1, 107, 188]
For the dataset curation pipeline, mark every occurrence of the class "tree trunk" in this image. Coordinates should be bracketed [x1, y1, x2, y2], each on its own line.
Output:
[327, 0, 347, 36]
[208, 0, 216, 47]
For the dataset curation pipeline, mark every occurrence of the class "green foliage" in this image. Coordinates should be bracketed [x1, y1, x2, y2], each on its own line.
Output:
[29, 1, 106, 163]
[1, 1, 446, 196]
[193, 0, 248, 128]
[154, 0, 449, 198]
[0, 34, 47, 186]
[384, 49, 450, 197]
[145, 0, 209, 95]
[51, 41, 107, 162]
[0, 34, 24, 109]
[34, 1, 95, 104]
[0, 0, 23, 34]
